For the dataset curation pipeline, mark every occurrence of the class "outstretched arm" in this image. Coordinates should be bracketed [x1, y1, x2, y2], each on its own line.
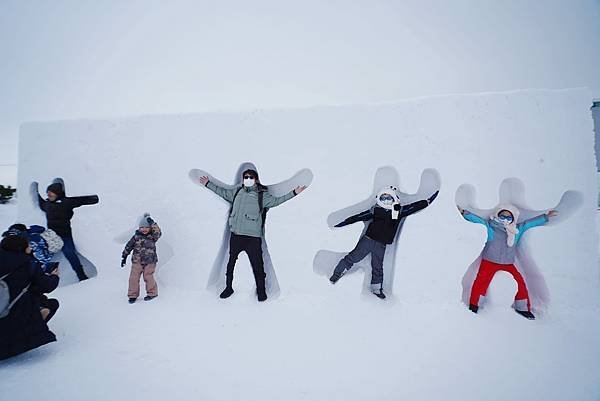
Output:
[262, 185, 307, 208]
[334, 209, 374, 228]
[31, 182, 46, 212]
[458, 207, 489, 226]
[69, 195, 100, 208]
[199, 176, 237, 203]
[518, 213, 551, 233]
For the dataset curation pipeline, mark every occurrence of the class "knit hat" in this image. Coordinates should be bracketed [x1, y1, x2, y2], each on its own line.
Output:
[0, 235, 29, 253]
[138, 213, 152, 228]
[46, 183, 64, 197]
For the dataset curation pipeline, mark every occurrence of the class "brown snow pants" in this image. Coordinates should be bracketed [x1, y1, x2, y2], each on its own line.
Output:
[128, 263, 158, 298]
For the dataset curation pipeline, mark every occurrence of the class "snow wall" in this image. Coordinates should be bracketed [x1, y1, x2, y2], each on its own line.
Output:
[16, 88, 598, 309]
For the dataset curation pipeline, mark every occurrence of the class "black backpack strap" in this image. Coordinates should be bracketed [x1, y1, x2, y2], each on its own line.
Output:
[228, 187, 243, 217]
[258, 191, 268, 231]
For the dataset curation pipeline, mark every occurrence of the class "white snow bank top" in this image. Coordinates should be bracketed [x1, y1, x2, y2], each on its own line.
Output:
[17, 89, 598, 308]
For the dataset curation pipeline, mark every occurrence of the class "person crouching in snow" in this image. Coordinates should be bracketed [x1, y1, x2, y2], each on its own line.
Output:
[330, 187, 439, 299]
[458, 205, 558, 320]
[121, 213, 161, 304]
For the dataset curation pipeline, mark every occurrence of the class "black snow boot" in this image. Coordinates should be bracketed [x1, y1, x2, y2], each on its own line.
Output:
[257, 287, 268, 302]
[515, 310, 535, 320]
[372, 289, 386, 299]
[220, 287, 234, 299]
[329, 271, 343, 284]
[469, 304, 479, 314]
[144, 295, 157, 301]
[128, 298, 137, 304]
[74, 266, 89, 281]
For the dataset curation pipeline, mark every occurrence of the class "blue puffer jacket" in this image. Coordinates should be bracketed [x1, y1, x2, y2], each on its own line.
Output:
[463, 210, 548, 264]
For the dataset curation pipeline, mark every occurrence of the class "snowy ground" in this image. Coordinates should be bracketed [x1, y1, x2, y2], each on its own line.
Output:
[1, 201, 600, 401]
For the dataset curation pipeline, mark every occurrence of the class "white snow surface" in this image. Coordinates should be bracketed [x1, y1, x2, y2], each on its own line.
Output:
[1, 89, 599, 401]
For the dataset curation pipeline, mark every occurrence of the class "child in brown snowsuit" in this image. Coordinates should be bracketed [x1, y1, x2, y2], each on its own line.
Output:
[121, 213, 161, 304]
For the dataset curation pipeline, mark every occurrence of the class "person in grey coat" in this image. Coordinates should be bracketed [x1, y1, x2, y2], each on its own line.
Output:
[198, 168, 307, 302]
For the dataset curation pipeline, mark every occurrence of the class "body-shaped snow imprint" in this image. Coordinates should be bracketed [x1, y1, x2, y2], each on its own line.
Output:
[456, 177, 582, 312]
[189, 163, 313, 299]
[313, 167, 441, 298]
[30, 178, 98, 285]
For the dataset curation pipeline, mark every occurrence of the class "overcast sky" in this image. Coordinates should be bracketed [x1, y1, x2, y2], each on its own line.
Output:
[1, 0, 599, 171]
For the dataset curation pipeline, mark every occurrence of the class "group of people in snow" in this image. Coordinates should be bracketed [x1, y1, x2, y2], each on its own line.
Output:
[0, 167, 561, 361]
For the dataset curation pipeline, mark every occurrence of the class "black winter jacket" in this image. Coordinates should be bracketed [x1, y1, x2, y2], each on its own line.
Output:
[0, 249, 59, 360]
[38, 194, 99, 236]
[336, 200, 429, 245]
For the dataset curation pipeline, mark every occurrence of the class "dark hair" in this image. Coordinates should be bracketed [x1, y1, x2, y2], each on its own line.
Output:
[242, 169, 268, 191]
[498, 209, 514, 218]
[1, 235, 29, 253]
[8, 224, 27, 232]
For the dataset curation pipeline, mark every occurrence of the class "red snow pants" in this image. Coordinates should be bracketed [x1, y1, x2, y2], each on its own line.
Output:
[469, 259, 530, 311]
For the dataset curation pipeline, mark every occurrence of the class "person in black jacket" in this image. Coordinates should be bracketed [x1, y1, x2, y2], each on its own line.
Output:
[0, 235, 60, 361]
[32, 181, 99, 281]
[330, 187, 438, 299]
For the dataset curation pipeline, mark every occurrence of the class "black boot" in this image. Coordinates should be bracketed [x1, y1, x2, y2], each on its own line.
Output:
[373, 289, 386, 299]
[74, 266, 89, 281]
[257, 288, 267, 302]
[515, 310, 535, 320]
[329, 271, 342, 284]
[469, 304, 479, 314]
[128, 298, 137, 304]
[144, 295, 158, 301]
[220, 287, 234, 299]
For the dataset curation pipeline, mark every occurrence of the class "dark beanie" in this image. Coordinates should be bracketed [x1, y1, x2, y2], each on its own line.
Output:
[46, 183, 64, 196]
[1, 235, 29, 253]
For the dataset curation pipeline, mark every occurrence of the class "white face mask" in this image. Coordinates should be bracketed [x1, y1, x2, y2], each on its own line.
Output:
[243, 178, 256, 188]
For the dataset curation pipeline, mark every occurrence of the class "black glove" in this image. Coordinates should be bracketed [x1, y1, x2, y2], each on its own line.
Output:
[146, 217, 155, 226]
[393, 204, 401, 211]
[427, 191, 439, 204]
[121, 256, 127, 268]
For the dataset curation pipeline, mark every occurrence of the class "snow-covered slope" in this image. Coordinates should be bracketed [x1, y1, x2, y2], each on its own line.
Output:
[2, 89, 599, 401]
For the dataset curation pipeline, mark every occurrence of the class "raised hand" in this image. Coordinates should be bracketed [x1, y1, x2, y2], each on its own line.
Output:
[457, 206, 465, 215]
[294, 185, 307, 195]
[199, 176, 209, 186]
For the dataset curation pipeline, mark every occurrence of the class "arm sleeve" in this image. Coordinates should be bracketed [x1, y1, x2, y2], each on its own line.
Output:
[69, 195, 100, 208]
[462, 210, 489, 226]
[30, 262, 60, 293]
[398, 200, 429, 218]
[262, 191, 295, 208]
[123, 236, 136, 257]
[334, 209, 374, 227]
[206, 181, 237, 203]
[151, 223, 162, 242]
[518, 214, 549, 233]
